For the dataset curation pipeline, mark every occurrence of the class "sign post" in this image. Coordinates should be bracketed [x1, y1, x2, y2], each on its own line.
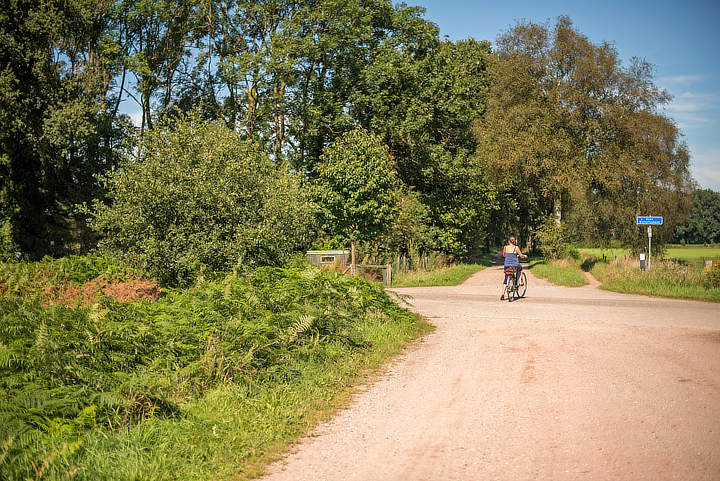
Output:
[647, 226, 652, 271]
[636, 216, 663, 272]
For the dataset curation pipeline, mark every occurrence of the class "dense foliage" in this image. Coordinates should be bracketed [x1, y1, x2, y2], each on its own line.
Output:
[674, 189, 720, 244]
[0, 258, 419, 479]
[0, 0, 132, 259]
[313, 128, 399, 246]
[89, 116, 313, 286]
[476, 17, 694, 251]
[1, 1, 702, 263]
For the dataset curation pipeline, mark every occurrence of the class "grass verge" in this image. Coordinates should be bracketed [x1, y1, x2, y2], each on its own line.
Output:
[579, 244, 720, 268]
[1, 259, 433, 480]
[528, 258, 588, 287]
[588, 257, 720, 303]
[392, 263, 485, 287]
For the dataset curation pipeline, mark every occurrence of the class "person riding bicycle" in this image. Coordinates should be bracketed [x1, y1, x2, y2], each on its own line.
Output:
[501, 236, 527, 300]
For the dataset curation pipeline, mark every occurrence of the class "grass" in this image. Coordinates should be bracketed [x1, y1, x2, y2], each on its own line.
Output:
[586, 256, 720, 303]
[578, 247, 630, 260]
[664, 244, 720, 267]
[0, 259, 433, 480]
[64, 313, 432, 481]
[528, 258, 589, 287]
[579, 244, 720, 267]
[391, 262, 488, 287]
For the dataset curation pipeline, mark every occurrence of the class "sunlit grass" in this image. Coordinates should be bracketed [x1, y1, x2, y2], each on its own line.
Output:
[392, 264, 486, 287]
[64, 314, 433, 481]
[579, 244, 720, 267]
[528, 258, 588, 287]
[589, 256, 720, 303]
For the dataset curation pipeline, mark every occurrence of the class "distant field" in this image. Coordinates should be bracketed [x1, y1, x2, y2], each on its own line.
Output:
[580, 245, 720, 267]
[664, 245, 720, 265]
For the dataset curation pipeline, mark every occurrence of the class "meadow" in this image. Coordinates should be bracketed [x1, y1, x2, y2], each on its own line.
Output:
[528, 258, 588, 287]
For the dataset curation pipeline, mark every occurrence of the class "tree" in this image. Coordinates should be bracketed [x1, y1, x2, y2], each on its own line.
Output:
[674, 189, 720, 244]
[312, 127, 399, 271]
[476, 17, 694, 251]
[89, 114, 313, 285]
[0, 0, 131, 258]
[358, 37, 497, 258]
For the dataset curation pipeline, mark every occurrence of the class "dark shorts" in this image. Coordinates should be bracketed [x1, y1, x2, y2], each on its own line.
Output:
[503, 265, 522, 284]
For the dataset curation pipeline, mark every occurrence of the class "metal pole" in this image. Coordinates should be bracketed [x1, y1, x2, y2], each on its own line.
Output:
[648, 226, 652, 271]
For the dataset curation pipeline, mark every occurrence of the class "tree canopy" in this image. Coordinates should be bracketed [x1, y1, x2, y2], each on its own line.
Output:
[0, 4, 704, 268]
[475, 16, 694, 251]
[312, 127, 399, 246]
[674, 189, 720, 244]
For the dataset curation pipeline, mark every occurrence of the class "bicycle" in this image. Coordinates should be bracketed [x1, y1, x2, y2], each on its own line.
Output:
[502, 266, 527, 301]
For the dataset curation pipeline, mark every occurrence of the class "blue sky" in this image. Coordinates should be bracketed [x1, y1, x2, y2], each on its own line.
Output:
[411, 0, 720, 191]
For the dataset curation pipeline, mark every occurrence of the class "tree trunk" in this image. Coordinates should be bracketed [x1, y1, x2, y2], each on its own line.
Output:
[554, 196, 562, 226]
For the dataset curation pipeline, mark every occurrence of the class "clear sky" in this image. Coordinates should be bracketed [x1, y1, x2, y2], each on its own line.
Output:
[410, 0, 720, 191]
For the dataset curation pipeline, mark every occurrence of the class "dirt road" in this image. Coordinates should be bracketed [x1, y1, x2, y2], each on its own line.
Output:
[261, 264, 720, 481]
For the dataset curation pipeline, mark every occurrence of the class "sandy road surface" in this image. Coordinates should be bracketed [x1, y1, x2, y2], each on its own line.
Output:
[261, 264, 720, 481]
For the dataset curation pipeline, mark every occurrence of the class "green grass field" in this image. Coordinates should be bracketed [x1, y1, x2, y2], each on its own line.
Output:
[529, 245, 720, 301]
[589, 257, 720, 303]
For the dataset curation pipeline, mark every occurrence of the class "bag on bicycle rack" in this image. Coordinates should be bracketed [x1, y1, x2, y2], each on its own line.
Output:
[504, 266, 519, 275]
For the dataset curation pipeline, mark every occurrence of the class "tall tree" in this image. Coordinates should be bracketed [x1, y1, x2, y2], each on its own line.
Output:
[359, 37, 497, 257]
[312, 127, 399, 269]
[476, 17, 693, 250]
[0, 0, 130, 258]
[674, 189, 720, 244]
[125, 0, 194, 133]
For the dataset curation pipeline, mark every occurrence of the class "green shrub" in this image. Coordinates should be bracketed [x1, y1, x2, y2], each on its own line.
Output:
[563, 244, 580, 260]
[89, 114, 313, 286]
[534, 216, 565, 259]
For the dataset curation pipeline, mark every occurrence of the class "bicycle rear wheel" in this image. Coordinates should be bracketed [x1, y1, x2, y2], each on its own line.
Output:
[506, 274, 516, 301]
[517, 271, 527, 298]
[502, 275, 512, 301]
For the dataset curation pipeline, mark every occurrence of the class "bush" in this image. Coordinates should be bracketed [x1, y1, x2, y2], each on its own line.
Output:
[564, 244, 580, 260]
[534, 216, 565, 259]
[89, 114, 313, 286]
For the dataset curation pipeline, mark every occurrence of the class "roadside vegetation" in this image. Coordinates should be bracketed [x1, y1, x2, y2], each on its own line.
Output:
[585, 256, 720, 303]
[392, 263, 486, 288]
[528, 258, 588, 287]
[0, 257, 431, 480]
[579, 245, 720, 267]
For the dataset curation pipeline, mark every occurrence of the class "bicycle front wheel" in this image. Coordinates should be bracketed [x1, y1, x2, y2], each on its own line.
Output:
[517, 272, 527, 298]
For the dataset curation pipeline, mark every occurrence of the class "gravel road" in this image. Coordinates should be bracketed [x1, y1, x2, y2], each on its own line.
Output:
[261, 263, 720, 481]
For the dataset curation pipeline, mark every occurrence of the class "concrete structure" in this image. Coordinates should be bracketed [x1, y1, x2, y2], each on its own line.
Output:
[306, 250, 350, 268]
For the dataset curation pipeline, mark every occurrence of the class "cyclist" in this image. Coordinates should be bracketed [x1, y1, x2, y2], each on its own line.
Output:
[501, 236, 528, 300]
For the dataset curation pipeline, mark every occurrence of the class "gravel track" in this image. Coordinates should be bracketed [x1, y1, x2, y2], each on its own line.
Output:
[261, 263, 720, 481]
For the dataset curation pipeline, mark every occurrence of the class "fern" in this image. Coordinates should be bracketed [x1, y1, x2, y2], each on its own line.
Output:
[0, 257, 418, 478]
[286, 315, 314, 343]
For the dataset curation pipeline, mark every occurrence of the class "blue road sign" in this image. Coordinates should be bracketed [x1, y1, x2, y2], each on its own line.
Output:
[636, 216, 663, 225]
